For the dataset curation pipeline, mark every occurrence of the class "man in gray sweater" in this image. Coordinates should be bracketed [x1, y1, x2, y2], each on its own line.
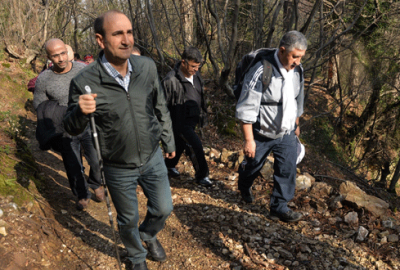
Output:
[34, 38, 104, 210]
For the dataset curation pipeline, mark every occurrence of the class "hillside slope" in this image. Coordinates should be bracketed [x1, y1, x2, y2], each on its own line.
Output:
[0, 56, 400, 270]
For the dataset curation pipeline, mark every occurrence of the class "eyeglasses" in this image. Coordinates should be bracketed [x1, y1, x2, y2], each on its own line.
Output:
[184, 60, 202, 69]
[49, 51, 67, 59]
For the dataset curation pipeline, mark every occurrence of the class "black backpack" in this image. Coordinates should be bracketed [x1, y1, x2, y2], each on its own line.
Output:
[233, 48, 276, 101]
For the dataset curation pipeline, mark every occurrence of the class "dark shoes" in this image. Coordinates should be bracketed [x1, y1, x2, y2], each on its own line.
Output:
[145, 238, 166, 262]
[76, 198, 90, 211]
[167, 167, 180, 177]
[240, 188, 254, 203]
[127, 261, 148, 270]
[269, 209, 303, 223]
[196, 176, 213, 187]
[94, 186, 105, 202]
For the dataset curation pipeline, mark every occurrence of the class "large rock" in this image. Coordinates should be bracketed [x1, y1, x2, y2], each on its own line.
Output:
[296, 173, 315, 191]
[209, 148, 221, 160]
[339, 181, 389, 217]
[260, 159, 274, 180]
[220, 148, 237, 163]
[344, 211, 359, 225]
[309, 182, 333, 198]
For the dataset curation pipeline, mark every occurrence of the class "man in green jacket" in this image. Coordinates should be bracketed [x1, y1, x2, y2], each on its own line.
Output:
[63, 10, 175, 270]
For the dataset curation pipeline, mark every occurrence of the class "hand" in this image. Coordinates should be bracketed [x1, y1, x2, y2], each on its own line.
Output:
[243, 140, 256, 158]
[165, 151, 176, 159]
[79, 93, 97, 115]
[295, 125, 300, 136]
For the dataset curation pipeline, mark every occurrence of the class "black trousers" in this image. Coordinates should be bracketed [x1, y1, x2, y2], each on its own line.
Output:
[165, 124, 209, 180]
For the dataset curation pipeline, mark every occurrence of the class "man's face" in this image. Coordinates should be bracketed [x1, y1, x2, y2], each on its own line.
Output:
[85, 58, 94, 64]
[278, 47, 306, 71]
[47, 42, 69, 71]
[180, 59, 201, 77]
[96, 13, 134, 64]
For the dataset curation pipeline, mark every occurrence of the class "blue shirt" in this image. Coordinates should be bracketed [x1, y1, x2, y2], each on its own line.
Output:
[101, 55, 132, 92]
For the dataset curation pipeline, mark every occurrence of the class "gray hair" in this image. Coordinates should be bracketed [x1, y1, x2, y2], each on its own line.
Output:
[279, 31, 307, 51]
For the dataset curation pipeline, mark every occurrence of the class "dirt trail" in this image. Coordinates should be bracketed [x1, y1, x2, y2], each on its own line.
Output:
[2, 75, 400, 270]
[22, 111, 234, 269]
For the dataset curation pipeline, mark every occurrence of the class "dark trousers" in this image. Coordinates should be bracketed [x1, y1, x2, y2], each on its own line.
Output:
[70, 126, 101, 191]
[53, 136, 90, 200]
[238, 131, 297, 214]
[165, 124, 209, 180]
[104, 148, 173, 264]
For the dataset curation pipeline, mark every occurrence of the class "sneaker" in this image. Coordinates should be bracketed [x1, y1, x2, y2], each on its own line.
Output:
[269, 209, 303, 223]
[239, 188, 254, 203]
[196, 176, 213, 187]
[76, 198, 90, 211]
[167, 167, 180, 177]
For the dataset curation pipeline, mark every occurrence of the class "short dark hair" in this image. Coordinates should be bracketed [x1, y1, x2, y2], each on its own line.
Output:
[74, 53, 80, 60]
[94, 10, 127, 37]
[181, 47, 202, 63]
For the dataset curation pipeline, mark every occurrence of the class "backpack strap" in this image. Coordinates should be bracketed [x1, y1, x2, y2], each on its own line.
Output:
[260, 59, 282, 106]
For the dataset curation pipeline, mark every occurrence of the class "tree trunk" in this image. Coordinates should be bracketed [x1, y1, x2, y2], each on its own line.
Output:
[208, 0, 240, 98]
[144, 0, 165, 68]
[254, 0, 264, 49]
[265, 0, 285, 48]
[300, 0, 321, 34]
[347, 74, 383, 140]
[180, 0, 193, 47]
[283, 0, 293, 32]
[389, 157, 400, 192]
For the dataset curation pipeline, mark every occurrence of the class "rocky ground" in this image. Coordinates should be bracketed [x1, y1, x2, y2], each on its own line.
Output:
[0, 62, 400, 270]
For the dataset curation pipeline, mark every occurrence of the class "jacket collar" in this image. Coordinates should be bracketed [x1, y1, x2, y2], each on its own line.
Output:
[173, 61, 203, 86]
[96, 50, 142, 86]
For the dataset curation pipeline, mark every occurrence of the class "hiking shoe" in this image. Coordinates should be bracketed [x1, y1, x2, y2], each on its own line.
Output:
[94, 186, 105, 202]
[76, 198, 90, 211]
[167, 167, 180, 177]
[145, 238, 166, 262]
[196, 176, 213, 187]
[239, 188, 254, 203]
[269, 209, 303, 223]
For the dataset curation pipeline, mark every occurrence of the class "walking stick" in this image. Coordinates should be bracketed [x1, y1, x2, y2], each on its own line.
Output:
[85, 86, 122, 270]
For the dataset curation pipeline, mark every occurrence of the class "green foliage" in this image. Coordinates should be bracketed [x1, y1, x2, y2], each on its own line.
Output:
[2, 62, 10, 68]
[0, 49, 5, 61]
[302, 116, 345, 163]
[0, 174, 32, 205]
[0, 145, 11, 154]
[215, 101, 240, 137]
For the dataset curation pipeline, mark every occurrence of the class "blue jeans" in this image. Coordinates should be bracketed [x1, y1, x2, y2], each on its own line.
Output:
[70, 126, 101, 190]
[103, 148, 173, 264]
[238, 131, 297, 214]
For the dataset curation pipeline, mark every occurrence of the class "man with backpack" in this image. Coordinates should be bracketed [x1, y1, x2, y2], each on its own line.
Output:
[235, 31, 307, 223]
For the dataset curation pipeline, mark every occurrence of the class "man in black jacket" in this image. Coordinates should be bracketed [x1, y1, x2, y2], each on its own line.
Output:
[162, 47, 212, 187]
[63, 11, 175, 270]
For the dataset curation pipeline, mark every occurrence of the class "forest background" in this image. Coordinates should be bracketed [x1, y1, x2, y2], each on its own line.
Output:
[1, 0, 400, 192]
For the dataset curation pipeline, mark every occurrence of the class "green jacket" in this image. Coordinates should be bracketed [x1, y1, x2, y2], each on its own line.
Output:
[63, 52, 175, 168]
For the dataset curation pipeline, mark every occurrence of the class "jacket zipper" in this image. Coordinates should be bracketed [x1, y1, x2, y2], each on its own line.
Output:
[126, 92, 143, 166]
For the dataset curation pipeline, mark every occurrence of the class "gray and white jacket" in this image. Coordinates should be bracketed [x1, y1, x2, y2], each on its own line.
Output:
[235, 48, 304, 139]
